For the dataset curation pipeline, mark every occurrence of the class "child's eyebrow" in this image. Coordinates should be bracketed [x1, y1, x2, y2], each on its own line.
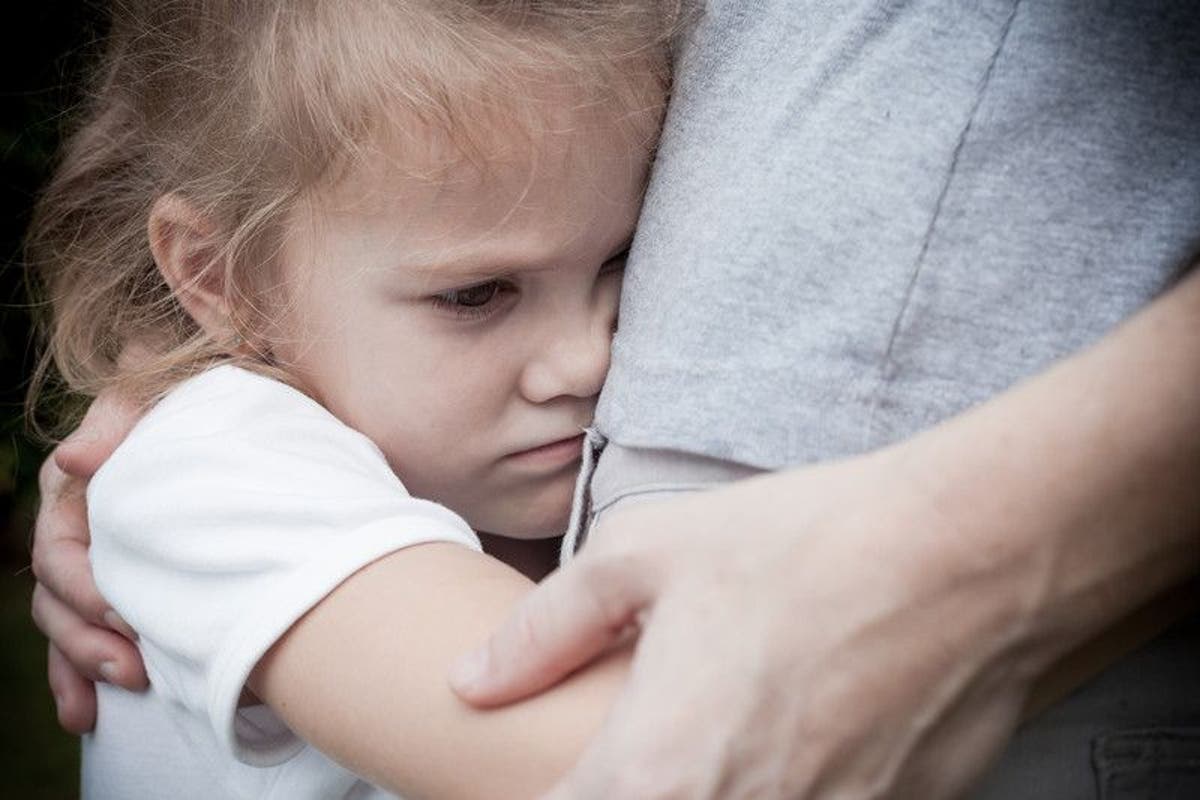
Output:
[405, 233, 634, 284]
[405, 254, 556, 285]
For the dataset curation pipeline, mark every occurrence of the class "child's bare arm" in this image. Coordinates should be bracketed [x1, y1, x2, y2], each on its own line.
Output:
[250, 541, 627, 799]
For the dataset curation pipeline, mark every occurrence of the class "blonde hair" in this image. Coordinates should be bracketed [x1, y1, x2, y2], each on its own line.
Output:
[27, 0, 678, 434]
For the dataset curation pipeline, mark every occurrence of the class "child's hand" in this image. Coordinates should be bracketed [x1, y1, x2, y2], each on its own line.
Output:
[31, 392, 149, 734]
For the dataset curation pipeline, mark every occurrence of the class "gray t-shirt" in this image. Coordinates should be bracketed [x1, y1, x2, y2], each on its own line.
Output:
[598, 0, 1200, 469]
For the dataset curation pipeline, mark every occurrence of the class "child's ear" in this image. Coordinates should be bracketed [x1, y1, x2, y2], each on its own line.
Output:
[148, 194, 233, 340]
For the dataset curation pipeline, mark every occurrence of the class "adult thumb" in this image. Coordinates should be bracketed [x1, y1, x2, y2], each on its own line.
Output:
[449, 551, 653, 707]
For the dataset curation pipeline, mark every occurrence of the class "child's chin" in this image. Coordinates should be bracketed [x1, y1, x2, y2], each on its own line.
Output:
[477, 497, 573, 540]
[494, 513, 571, 541]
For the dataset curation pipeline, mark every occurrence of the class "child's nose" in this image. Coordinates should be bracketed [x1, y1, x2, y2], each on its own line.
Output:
[518, 315, 612, 404]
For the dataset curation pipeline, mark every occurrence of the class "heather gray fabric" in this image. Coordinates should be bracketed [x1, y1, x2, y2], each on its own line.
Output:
[597, 0, 1200, 467]
[590, 1, 1200, 797]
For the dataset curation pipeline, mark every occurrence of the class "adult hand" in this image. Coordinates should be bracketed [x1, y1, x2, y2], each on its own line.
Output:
[450, 272, 1200, 797]
[30, 392, 148, 734]
[449, 448, 1045, 799]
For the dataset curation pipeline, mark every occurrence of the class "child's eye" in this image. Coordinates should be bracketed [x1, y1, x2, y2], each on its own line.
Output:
[430, 280, 514, 319]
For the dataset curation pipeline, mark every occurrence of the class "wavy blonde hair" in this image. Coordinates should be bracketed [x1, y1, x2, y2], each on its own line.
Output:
[27, 0, 678, 434]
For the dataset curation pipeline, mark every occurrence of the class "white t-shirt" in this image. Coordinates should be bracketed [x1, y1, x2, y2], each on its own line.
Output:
[81, 365, 482, 800]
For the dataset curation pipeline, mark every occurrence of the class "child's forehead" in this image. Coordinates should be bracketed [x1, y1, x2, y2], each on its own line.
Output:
[316, 106, 648, 219]
[283, 104, 648, 282]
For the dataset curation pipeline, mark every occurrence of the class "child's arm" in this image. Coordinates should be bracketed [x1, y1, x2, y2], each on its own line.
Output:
[80, 366, 622, 798]
[251, 542, 627, 799]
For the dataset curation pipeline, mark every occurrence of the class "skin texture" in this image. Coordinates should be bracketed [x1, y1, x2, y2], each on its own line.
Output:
[448, 267, 1200, 799]
[249, 542, 631, 798]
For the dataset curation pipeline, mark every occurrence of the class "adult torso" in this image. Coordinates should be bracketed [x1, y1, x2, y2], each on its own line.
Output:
[599, 0, 1200, 467]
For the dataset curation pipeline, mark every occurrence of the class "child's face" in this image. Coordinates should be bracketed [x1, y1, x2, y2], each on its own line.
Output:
[272, 116, 649, 538]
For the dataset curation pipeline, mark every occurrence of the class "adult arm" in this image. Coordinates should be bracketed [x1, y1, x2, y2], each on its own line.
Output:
[449, 266, 1200, 799]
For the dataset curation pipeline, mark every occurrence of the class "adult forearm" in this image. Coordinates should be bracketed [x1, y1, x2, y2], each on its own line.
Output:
[447, 270, 1199, 799]
[893, 266, 1200, 679]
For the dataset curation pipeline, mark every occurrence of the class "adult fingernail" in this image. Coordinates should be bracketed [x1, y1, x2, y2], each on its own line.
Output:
[99, 661, 119, 682]
[104, 610, 138, 641]
[449, 649, 489, 693]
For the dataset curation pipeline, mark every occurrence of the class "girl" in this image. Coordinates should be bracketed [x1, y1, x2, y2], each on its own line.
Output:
[28, 1, 674, 797]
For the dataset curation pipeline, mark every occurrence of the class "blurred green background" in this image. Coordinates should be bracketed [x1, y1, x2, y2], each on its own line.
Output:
[3, 5, 105, 798]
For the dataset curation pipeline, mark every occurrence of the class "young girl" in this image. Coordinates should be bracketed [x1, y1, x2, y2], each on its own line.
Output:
[28, 1, 674, 797]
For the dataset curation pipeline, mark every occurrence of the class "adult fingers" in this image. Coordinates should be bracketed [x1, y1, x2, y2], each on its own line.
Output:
[539, 731, 613, 800]
[450, 548, 654, 707]
[538, 669, 692, 800]
[54, 390, 142, 478]
[47, 643, 98, 735]
[31, 458, 108, 624]
[31, 584, 148, 691]
[539, 710, 643, 800]
[540, 592, 755, 800]
[31, 468, 129, 635]
[30, 534, 126, 634]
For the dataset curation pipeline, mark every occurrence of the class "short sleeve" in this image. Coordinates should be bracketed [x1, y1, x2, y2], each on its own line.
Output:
[87, 366, 481, 767]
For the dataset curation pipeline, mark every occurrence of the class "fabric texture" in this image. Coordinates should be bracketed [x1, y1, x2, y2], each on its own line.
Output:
[82, 365, 480, 800]
[598, 0, 1200, 468]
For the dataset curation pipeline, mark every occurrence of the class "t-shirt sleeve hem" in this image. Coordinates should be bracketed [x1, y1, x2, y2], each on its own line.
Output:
[205, 515, 481, 768]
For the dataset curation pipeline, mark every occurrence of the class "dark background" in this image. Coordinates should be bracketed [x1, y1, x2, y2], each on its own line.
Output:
[3, 4, 107, 798]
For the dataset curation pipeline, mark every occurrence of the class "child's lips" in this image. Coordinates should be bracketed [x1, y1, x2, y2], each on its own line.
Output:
[505, 433, 585, 467]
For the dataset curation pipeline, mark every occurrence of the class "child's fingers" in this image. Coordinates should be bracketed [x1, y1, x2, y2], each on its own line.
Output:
[32, 584, 148, 690]
[47, 643, 98, 735]
[30, 536, 124, 636]
[31, 459, 115, 631]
